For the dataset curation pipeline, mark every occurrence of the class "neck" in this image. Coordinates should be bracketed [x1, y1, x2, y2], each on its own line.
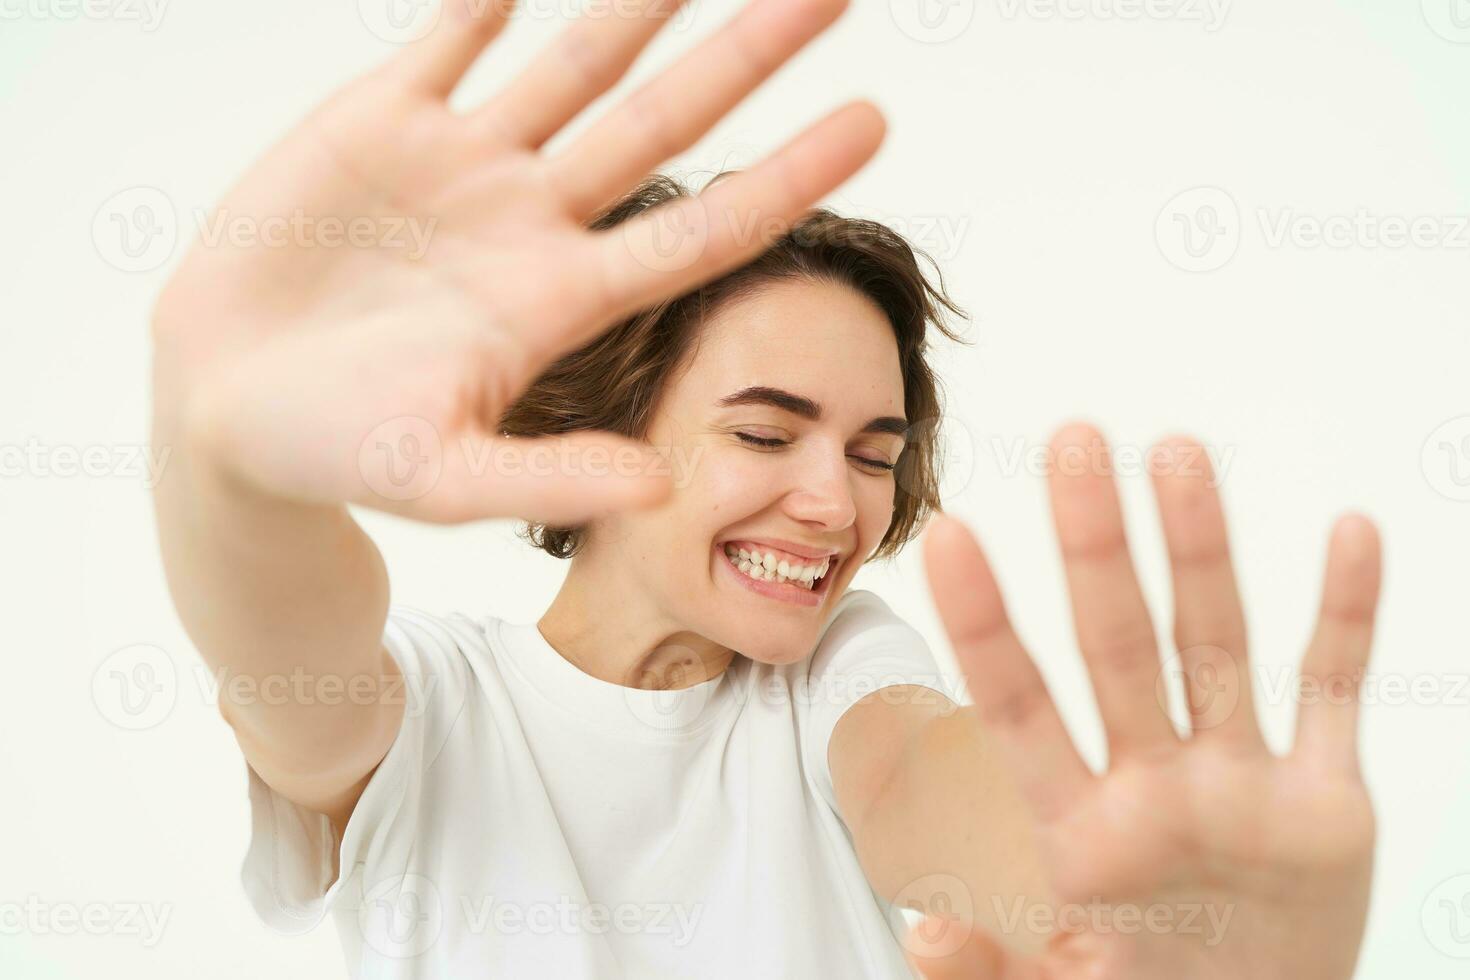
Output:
[537, 546, 735, 691]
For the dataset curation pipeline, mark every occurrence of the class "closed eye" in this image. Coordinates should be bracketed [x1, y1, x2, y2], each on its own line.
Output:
[735, 432, 895, 472]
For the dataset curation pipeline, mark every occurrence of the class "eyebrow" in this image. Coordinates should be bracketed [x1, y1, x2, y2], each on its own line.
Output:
[715, 386, 909, 437]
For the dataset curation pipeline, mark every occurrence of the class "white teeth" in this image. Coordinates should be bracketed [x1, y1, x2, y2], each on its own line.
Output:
[722, 544, 829, 591]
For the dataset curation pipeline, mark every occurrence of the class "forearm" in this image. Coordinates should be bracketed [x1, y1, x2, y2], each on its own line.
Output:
[844, 705, 1057, 956]
[150, 358, 393, 757]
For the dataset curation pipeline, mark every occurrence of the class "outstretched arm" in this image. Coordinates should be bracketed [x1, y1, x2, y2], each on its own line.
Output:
[836, 423, 1382, 979]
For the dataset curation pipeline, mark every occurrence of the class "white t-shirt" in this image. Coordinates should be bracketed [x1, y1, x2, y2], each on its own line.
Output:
[239, 588, 955, 979]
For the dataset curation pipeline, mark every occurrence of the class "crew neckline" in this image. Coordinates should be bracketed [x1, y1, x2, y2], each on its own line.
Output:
[492, 618, 739, 740]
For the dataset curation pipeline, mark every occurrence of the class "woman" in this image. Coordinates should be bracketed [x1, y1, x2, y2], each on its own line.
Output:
[148, 1, 1385, 977]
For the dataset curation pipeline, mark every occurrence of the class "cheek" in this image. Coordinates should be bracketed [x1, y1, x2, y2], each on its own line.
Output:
[693, 451, 779, 521]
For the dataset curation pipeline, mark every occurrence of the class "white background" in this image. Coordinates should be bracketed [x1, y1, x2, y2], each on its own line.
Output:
[2, 0, 1469, 976]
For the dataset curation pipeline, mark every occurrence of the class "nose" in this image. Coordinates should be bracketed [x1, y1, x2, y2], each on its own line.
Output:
[782, 442, 857, 533]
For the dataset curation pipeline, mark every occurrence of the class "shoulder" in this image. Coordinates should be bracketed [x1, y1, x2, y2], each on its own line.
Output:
[378, 604, 508, 737]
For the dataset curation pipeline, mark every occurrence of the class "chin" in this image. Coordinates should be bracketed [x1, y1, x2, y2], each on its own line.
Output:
[738, 637, 817, 668]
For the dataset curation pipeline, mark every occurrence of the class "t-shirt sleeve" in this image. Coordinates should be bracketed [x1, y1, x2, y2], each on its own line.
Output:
[238, 605, 474, 935]
[800, 589, 958, 814]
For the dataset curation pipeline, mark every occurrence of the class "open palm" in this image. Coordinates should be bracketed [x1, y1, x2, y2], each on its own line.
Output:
[152, 0, 882, 525]
[914, 424, 1382, 980]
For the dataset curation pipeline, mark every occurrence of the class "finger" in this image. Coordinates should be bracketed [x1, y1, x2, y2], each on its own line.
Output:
[923, 513, 1093, 823]
[471, 0, 689, 150]
[545, 0, 853, 222]
[1048, 423, 1179, 759]
[582, 99, 885, 330]
[1149, 435, 1264, 747]
[382, 0, 517, 98]
[904, 917, 1041, 980]
[360, 429, 674, 526]
[1293, 514, 1383, 775]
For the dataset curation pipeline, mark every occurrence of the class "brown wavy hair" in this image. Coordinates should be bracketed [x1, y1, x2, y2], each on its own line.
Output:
[498, 170, 971, 563]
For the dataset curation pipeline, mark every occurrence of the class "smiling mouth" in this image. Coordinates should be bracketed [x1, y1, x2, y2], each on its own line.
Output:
[716, 542, 839, 605]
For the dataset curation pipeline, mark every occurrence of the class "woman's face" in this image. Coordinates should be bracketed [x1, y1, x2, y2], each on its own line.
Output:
[593, 276, 909, 666]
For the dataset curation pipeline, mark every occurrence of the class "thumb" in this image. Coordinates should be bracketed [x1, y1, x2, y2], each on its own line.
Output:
[904, 916, 1034, 980]
[359, 428, 676, 525]
[444, 431, 676, 526]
